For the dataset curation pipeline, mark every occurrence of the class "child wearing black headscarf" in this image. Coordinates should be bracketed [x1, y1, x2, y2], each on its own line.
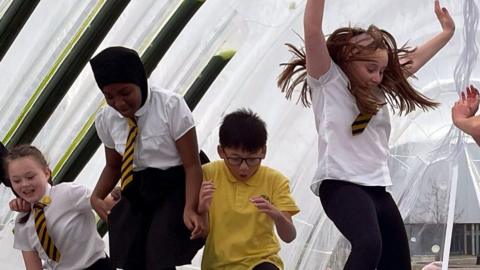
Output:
[89, 46, 206, 270]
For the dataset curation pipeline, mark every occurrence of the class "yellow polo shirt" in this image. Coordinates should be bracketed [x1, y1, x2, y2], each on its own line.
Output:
[201, 160, 299, 270]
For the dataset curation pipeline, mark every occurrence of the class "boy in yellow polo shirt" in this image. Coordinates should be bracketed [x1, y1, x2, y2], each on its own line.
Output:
[198, 108, 299, 270]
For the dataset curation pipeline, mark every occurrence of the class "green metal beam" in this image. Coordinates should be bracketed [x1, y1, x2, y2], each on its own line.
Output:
[184, 50, 236, 110]
[5, 0, 130, 148]
[142, 0, 206, 76]
[0, 0, 40, 61]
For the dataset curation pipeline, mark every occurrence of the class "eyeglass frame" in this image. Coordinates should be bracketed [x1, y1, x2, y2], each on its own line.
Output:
[220, 147, 264, 167]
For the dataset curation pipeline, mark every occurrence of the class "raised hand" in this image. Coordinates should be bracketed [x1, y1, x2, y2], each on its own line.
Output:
[462, 85, 479, 116]
[9, 197, 31, 212]
[198, 181, 215, 214]
[434, 0, 455, 36]
[452, 98, 472, 125]
[250, 195, 282, 220]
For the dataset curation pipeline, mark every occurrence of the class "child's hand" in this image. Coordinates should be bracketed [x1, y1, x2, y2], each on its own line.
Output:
[250, 196, 282, 220]
[452, 99, 471, 125]
[463, 85, 479, 116]
[183, 208, 207, 240]
[198, 181, 215, 214]
[434, 0, 455, 36]
[90, 195, 110, 221]
[103, 186, 122, 212]
[9, 198, 30, 212]
[110, 186, 122, 201]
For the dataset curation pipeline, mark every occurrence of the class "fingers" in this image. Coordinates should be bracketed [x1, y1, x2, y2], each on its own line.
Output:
[434, 0, 440, 13]
[9, 198, 30, 212]
[201, 181, 215, 191]
[472, 85, 479, 94]
[199, 181, 215, 200]
[92, 198, 108, 221]
[111, 187, 121, 201]
[190, 221, 202, 240]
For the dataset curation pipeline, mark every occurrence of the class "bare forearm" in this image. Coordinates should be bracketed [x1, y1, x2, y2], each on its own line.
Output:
[273, 212, 296, 243]
[304, 0, 325, 35]
[92, 166, 120, 199]
[184, 164, 202, 210]
[406, 31, 453, 74]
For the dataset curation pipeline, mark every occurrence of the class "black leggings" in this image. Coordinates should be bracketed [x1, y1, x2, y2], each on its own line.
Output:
[319, 180, 411, 270]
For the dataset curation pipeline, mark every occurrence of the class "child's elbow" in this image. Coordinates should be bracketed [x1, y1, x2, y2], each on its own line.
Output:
[281, 229, 297, 243]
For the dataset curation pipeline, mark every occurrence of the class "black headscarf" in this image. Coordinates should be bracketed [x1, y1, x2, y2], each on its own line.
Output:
[0, 142, 9, 187]
[90, 46, 148, 106]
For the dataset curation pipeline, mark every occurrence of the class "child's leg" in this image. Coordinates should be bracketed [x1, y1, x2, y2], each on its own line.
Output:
[145, 177, 204, 270]
[319, 180, 382, 270]
[375, 191, 412, 270]
[252, 262, 279, 270]
[121, 206, 154, 270]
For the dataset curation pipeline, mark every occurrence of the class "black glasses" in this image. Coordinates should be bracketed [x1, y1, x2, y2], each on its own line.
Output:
[224, 156, 263, 166]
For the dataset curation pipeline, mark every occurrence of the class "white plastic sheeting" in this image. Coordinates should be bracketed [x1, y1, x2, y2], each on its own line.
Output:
[0, 0, 479, 269]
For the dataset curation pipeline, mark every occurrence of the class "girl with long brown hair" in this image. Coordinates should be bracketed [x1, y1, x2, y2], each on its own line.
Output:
[278, 0, 455, 269]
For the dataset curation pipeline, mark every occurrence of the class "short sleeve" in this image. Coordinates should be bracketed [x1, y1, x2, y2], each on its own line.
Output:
[13, 217, 35, 251]
[166, 93, 195, 141]
[271, 177, 300, 216]
[60, 183, 92, 213]
[95, 108, 115, 149]
[306, 60, 344, 89]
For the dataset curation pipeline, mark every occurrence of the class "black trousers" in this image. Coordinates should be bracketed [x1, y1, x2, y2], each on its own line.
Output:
[319, 180, 412, 270]
[84, 257, 113, 270]
[108, 166, 204, 270]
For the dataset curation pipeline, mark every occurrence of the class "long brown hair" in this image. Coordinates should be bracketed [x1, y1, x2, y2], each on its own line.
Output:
[3, 145, 53, 224]
[278, 25, 439, 115]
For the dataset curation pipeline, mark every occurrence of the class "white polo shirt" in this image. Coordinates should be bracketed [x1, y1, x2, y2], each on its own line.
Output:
[95, 86, 195, 170]
[14, 183, 106, 270]
[308, 61, 392, 196]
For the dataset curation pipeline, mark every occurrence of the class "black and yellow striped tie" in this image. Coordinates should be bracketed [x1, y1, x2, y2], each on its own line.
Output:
[121, 117, 138, 190]
[352, 113, 372, 135]
[34, 202, 61, 262]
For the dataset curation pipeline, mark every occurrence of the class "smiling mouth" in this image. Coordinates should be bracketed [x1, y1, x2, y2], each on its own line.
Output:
[21, 189, 35, 196]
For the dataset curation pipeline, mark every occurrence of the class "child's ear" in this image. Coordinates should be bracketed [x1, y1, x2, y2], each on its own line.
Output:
[261, 146, 267, 158]
[44, 167, 52, 180]
[217, 145, 225, 158]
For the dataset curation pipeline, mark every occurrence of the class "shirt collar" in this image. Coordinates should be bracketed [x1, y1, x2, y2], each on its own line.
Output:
[32, 184, 52, 209]
[134, 86, 151, 117]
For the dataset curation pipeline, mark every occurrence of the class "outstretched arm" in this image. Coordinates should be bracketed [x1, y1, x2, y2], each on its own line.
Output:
[304, 0, 331, 78]
[402, 0, 455, 75]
